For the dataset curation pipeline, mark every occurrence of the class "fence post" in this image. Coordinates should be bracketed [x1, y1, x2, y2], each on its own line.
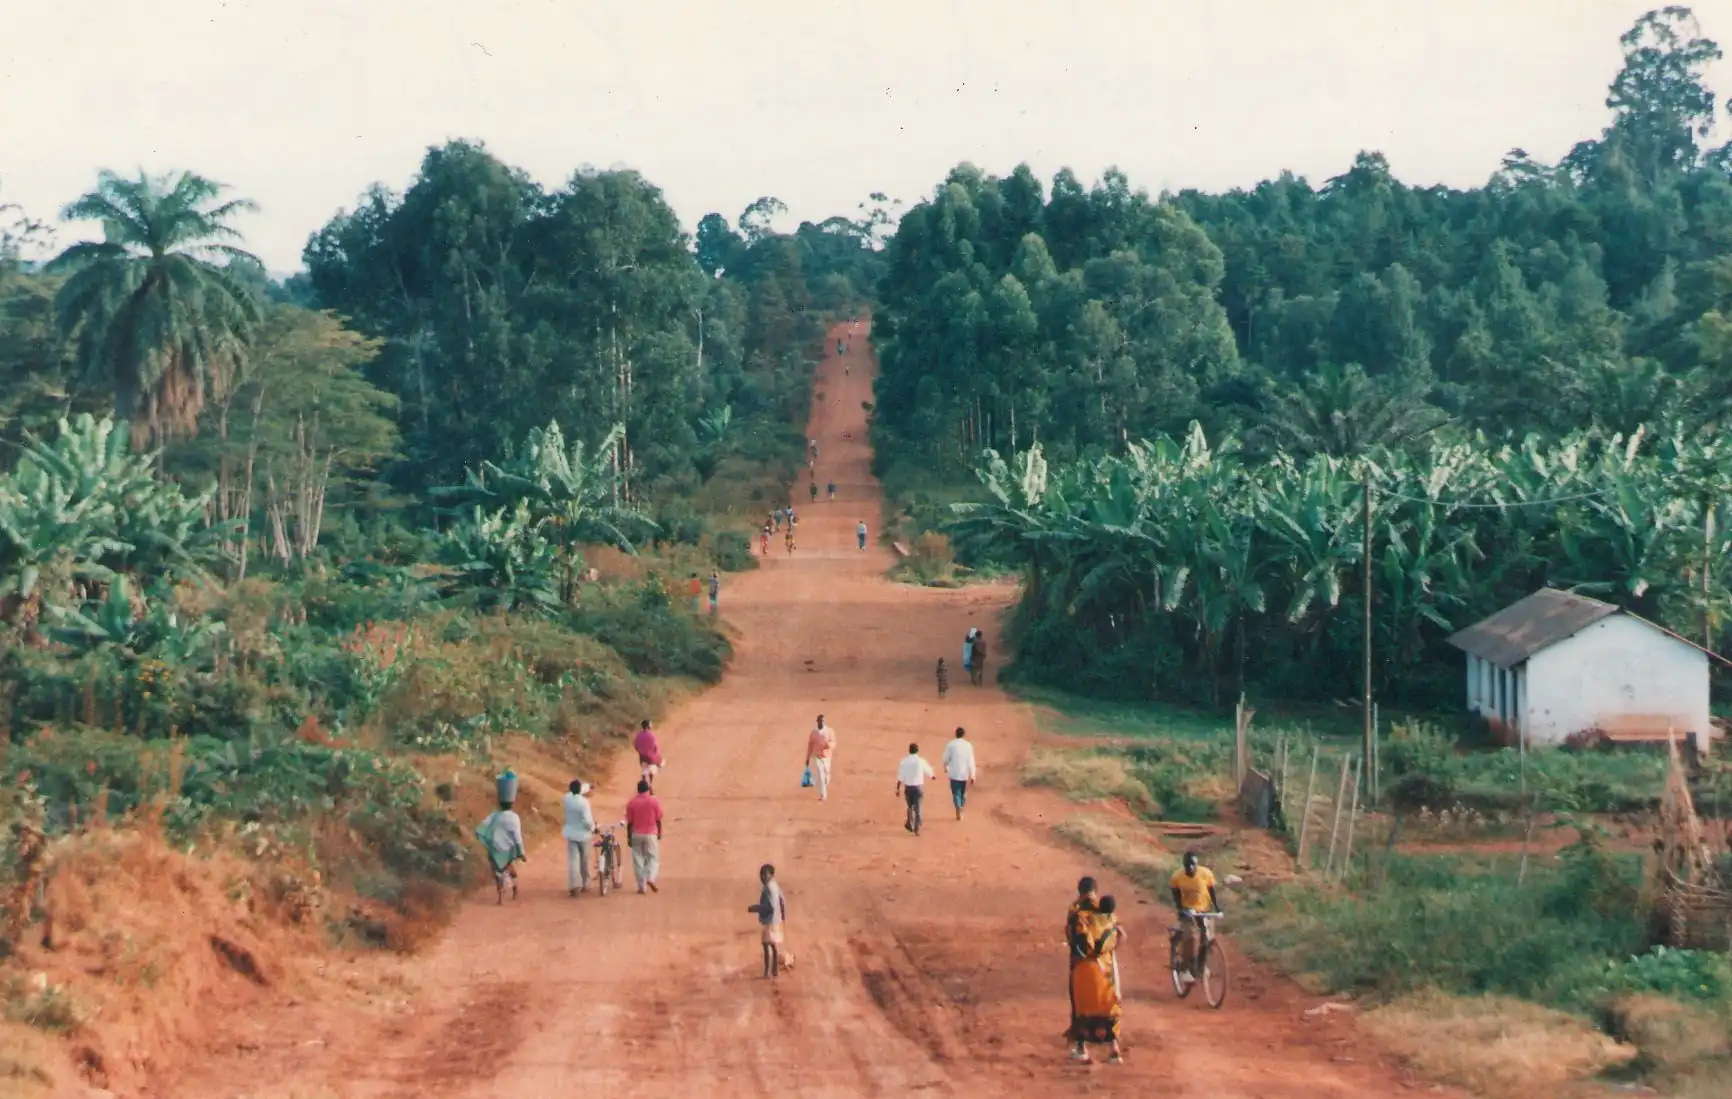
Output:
[1325, 755, 1352, 876]
[1276, 735, 1290, 826]
[1296, 746, 1321, 868]
[1339, 756, 1362, 882]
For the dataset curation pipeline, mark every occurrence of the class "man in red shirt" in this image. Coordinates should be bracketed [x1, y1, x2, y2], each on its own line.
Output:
[624, 779, 663, 894]
[634, 719, 663, 788]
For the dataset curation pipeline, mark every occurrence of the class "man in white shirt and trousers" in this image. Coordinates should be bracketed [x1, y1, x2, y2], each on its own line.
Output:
[895, 743, 936, 835]
[941, 727, 978, 820]
[562, 779, 597, 896]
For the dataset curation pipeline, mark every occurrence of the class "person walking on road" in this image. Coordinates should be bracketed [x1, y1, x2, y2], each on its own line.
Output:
[476, 798, 527, 901]
[895, 742, 935, 835]
[624, 779, 663, 894]
[809, 479, 818, 504]
[688, 572, 703, 613]
[561, 779, 597, 896]
[1067, 892, 1126, 1063]
[935, 657, 948, 698]
[708, 571, 720, 615]
[748, 863, 789, 979]
[856, 520, 868, 551]
[941, 727, 977, 820]
[971, 633, 989, 686]
[761, 524, 771, 556]
[806, 715, 836, 800]
[634, 719, 664, 788]
[827, 479, 836, 502]
[962, 628, 976, 680]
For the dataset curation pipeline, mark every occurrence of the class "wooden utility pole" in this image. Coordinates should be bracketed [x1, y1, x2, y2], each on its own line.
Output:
[1362, 464, 1375, 798]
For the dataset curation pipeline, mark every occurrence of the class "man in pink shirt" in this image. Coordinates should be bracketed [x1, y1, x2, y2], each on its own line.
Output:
[805, 714, 836, 801]
[634, 719, 663, 788]
[624, 779, 663, 894]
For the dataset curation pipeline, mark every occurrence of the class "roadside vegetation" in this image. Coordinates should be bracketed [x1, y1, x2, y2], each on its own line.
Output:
[882, 13, 1732, 1092]
[0, 147, 882, 1093]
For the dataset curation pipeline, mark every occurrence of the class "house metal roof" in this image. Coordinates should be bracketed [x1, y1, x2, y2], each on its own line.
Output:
[1446, 588, 1621, 668]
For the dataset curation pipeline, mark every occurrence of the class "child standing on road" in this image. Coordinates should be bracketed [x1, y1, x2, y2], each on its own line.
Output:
[809, 480, 818, 503]
[856, 520, 868, 551]
[936, 657, 949, 697]
[760, 525, 770, 556]
[827, 480, 836, 501]
[708, 571, 720, 614]
[749, 864, 789, 979]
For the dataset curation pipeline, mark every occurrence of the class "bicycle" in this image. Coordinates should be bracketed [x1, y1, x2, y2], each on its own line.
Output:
[593, 822, 626, 896]
[1169, 910, 1228, 1008]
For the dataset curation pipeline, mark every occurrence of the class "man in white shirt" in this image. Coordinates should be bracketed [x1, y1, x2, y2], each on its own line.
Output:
[941, 727, 978, 821]
[894, 742, 936, 835]
[562, 779, 597, 896]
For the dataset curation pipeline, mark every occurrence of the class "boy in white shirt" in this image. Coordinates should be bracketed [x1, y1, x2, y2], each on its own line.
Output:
[894, 743, 936, 835]
[941, 727, 978, 820]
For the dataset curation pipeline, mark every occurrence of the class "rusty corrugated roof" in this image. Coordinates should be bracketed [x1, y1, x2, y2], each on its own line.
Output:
[1446, 588, 1620, 668]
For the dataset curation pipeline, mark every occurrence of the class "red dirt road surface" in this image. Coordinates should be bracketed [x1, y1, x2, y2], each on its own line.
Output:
[153, 324, 1460, 1099]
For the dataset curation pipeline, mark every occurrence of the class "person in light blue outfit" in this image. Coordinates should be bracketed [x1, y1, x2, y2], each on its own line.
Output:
[476, 799, 527, 902]
[962, 628, 977, 678]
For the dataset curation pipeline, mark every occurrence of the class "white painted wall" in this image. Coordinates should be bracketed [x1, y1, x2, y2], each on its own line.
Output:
[1520, 615, 1713, 746]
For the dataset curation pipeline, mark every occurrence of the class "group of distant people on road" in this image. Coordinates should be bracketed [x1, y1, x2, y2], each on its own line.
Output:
[938, 627, 989, 696]
[474, 721, 669, 907]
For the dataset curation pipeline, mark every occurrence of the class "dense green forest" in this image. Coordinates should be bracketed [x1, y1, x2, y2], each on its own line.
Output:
[877, 6, 1732, 707]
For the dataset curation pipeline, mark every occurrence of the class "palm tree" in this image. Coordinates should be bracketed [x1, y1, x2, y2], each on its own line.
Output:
[48, 170, 262, 447]
[1257, 363, 1446, 458]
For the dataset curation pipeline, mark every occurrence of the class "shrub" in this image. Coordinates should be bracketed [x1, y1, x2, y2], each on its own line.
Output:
[569, 578, 731, 683]
[1250, 843, 1649, 1003]
[1604, 993, 1732, 1069]
[897, 531, 956, 585]
[1385, 720, 1459, 812]
[711, 530, 757, 572]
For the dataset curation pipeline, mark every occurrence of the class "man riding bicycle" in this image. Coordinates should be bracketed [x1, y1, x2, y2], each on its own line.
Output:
[1169, 849, 1222, 985]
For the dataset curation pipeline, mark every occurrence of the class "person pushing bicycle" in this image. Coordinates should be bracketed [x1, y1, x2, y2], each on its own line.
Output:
[1170, 849, 1222, 986]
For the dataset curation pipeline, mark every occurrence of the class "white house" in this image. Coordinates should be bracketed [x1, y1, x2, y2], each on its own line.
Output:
[1446, 588, 1719, 749]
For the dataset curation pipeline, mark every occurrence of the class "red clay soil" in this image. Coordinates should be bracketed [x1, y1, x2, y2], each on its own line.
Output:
[145, 324, 1465, 1099]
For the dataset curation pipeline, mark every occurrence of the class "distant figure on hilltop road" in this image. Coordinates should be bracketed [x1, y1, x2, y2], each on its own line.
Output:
[856, 520, 868, 551]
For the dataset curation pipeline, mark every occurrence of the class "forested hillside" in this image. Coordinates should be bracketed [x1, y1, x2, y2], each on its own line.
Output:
[0, 138, 881, 1034]
[876, 7, 1732, 706]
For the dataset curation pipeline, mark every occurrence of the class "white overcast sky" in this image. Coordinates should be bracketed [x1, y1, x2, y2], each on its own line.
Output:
[4, 0, 1731, 273]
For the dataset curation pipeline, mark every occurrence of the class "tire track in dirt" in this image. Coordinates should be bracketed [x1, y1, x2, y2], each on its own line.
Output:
[150, 320, 1467, 1099]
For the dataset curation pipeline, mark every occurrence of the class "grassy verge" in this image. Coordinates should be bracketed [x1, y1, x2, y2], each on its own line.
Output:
[874, 450, 1015, 585]
[1019, 684, 1732, 1096]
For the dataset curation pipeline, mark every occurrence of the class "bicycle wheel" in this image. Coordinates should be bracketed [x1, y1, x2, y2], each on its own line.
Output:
[1201, 938, 1228, 1009]
[1169, 935, 1193, 999]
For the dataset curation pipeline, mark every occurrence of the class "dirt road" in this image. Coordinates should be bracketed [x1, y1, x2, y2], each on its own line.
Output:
[157, 325, 1455, 1099]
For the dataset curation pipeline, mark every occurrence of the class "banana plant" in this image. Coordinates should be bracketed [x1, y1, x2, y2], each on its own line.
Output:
[435, 420, 650, 603]
[437, 502, 560, 615]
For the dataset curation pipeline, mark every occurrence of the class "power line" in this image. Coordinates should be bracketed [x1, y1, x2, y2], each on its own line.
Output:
[1373, 485, 1612, 510]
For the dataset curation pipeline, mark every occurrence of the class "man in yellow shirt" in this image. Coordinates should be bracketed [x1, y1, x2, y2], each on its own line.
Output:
[1169, 850, 1221, 986]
